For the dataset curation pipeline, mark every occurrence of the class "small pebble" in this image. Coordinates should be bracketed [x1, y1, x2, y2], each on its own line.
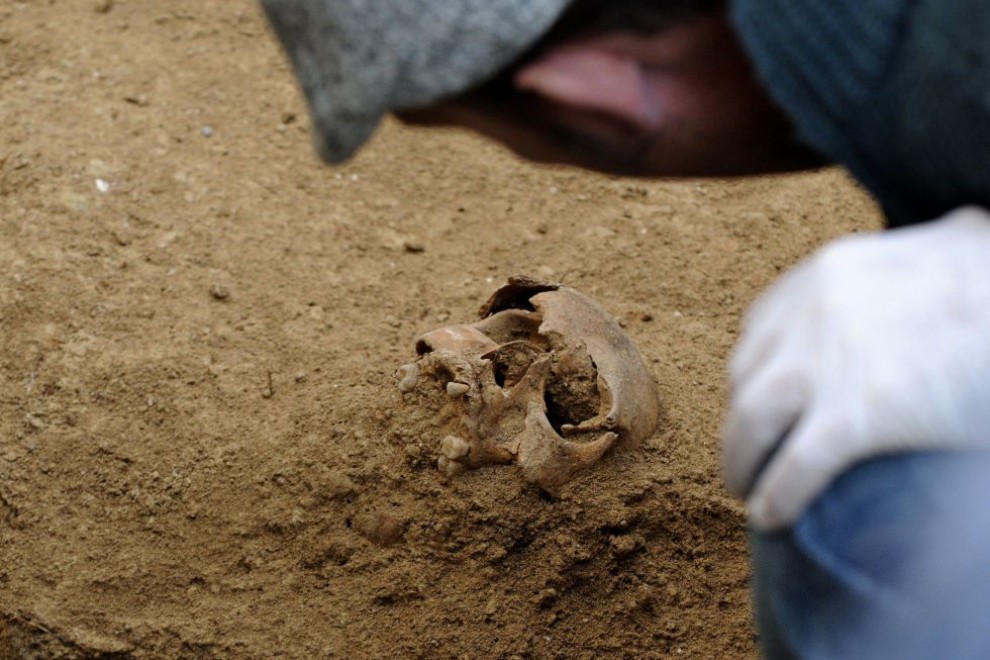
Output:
[201, 126, 214, 138]
[353, 511, 405, 547]
[403, 240, 425, 254]
[209, 284, 230, 301]
[609, 534, 640, 558]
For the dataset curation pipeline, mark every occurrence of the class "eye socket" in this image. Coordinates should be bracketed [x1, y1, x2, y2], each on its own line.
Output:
[482, 340, 546, 389]
[543, 352, 601, 436]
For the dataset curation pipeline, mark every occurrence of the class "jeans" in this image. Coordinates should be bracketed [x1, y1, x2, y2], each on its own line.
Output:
[751, 452, 990, 660]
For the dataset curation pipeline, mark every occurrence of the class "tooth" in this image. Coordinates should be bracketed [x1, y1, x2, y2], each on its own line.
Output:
[446, 382, 470, 397]
[397, 364, 419, 393]
[440, 435, 470, 460]
[437, 455, 467, 477]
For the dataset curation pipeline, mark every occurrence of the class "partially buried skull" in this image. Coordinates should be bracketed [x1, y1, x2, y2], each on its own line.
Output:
[397, 275, 661, 491]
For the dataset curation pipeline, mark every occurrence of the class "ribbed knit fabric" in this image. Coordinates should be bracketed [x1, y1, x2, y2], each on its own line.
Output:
[731, 0, 990, 227]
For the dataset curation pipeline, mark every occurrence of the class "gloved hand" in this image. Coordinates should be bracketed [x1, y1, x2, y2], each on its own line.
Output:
[724, 206, 990, 531]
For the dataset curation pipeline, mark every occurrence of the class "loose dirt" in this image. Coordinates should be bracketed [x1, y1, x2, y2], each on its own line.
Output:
[0, 1, 881, 658]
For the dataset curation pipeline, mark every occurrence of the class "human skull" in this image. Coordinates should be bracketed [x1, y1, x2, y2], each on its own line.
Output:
[397, 275, 661, 491]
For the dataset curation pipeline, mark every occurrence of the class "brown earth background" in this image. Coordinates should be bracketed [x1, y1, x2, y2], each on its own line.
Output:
[0, 1, 881, 658]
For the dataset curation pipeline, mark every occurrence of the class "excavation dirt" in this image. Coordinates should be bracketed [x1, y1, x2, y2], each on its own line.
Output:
[0, 2, 881, 658]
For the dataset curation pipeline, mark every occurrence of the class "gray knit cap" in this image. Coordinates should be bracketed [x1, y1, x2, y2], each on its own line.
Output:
[260, 0, 574, 163]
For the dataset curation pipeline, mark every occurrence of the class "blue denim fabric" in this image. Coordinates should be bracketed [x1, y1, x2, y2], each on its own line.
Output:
[751, 452, 990, 660]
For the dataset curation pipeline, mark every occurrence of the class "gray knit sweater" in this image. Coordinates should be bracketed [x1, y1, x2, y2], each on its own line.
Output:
[731, 0, 990, 226]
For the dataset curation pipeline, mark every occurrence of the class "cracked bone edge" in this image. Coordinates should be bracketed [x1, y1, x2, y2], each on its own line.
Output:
[516, 401, 618, 492]
[531, 288, 660, 447]
[416, 325, 498, 357]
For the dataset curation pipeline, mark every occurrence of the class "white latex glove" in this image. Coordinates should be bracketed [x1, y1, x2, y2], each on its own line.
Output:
[724, 206, 990, 531]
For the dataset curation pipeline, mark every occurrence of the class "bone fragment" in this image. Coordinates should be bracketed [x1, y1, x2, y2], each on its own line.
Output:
[396, 364, 419, 393]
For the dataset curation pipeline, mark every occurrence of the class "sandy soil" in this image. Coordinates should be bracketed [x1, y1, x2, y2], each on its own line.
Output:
[0, 1, 882, 658]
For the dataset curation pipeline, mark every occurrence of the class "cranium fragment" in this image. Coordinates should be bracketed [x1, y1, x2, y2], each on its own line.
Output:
[397, 275, 661, 491]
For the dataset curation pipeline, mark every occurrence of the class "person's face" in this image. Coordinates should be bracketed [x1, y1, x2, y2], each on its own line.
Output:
[400, 7, 823, 178]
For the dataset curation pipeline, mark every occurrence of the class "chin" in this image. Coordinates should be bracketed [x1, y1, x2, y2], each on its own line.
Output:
[499, 130, 651, 176]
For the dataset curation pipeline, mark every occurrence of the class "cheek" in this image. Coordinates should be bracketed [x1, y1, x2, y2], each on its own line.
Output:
[483, 103, 651, 173]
